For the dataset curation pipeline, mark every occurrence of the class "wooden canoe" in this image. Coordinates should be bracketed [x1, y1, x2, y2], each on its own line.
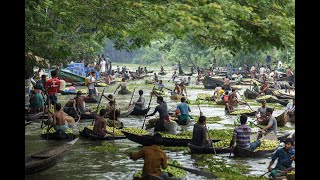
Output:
[288, 114, 295, 123]
[25, 112, 44, 122]
[133, 173, 179, 180]
[256, 96, 278, 103]
[202, 76, 224, 89]
[130, 108, 150, 116]
[159, 72, 167, 75]
[188, 143, 231, 154]
[121, 131, 220, 147]
[215, 100, 226, 105]
[60, 69, 86, 83]
[277, 75, 295, 83]
[277, 133, 291, 143]
[25, 138, 79, 175]
[233, 146, 277, 158]
[79, 127, 126, 141]
[84, 97, 98, 103]
[274, 99, 290, 106]
[275, 111, 289, 127]
[41, 129, 77, 140]
[25, 121, 33, 126]
[243, 89, 259, 99]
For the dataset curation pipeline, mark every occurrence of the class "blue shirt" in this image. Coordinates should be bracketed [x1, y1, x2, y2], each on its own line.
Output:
[177, 102, 190, 115]
[271, 147, 295, 168]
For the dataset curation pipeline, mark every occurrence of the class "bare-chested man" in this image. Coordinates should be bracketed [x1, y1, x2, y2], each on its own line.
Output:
[50, 103, 69, 132]
[93, 109, 114, 137]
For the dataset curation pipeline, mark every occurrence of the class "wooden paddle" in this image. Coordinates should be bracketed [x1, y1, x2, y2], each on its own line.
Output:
[142, 85, 156, 129]
[168, 164, 218, 179]
[259, 157, 293, 177]
[128, 87, 137, 108]
[236, 91, 254, 111]
[91, 87, 106, 125]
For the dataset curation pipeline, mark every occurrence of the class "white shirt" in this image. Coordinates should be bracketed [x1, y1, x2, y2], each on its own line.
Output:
[259, 67, 266, 74]
[278, 61, 282, 69]
[88, 75, 96, 89]
[285, 102, 295, 112]
[100, 60, 106, 72]
[59, 79, 66, 91]
[250, 66, 255, 71]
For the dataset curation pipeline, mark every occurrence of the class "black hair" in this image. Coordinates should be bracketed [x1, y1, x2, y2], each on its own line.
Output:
[216, 83, 220, 86]
[108, 94, 113, 99]
[122, 78, 125, 82]
[152, 133, 163, 145]
[55, 103, 61, 111]
[157, 96, 163, 102]
[41, 75, 46, 79]
[51, 70, 57, 77]
[139, 90, 143, 95]
[198, 116, 206, 123]
[284, 138, 294, 146]
[181, 97, 186, 102]
[240, 114, 248, 124]
[225, 91, 229, 95]
[99, 109, 107, 116]
[266, 107, 273, 114]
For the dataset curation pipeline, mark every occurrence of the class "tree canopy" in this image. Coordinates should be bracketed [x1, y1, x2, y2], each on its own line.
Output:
[25, 0, 294, 69]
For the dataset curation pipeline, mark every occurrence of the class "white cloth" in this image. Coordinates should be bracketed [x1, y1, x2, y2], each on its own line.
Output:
[278, 61, 282, 69]
[59, 80, 66, 91]
[259, 67, 266, 75]
[285, 102, 295, 112]
[88, 75, 96, 90]
[100, 60, 106, 73]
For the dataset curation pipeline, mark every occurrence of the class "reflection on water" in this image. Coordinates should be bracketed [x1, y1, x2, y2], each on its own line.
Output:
[26, 64, 294, 180]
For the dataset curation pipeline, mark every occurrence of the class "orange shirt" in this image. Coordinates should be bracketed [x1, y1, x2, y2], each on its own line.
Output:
[130, 145, 168, 176]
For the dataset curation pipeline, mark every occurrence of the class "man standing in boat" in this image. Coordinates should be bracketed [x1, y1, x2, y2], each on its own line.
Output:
[285, 98, 295, 119]
[49, 103, 69, 132]
[229, 114, 262, 151]
[45, 70, 60, 109]
[87, 71, 97, 98]
[191, 116, 211, 147]
[145, 96, 169, 132]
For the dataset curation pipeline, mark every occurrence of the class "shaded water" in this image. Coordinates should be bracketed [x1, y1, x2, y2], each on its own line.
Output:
[26, 63, 294, 180]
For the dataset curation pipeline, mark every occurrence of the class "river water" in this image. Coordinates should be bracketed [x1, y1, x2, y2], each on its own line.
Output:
[25, 64, 295, 180]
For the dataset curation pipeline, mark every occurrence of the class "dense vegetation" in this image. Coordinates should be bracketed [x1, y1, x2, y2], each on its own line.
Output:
[26, 0, 295, 76]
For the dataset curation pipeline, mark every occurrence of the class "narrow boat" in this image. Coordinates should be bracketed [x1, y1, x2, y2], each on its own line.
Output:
[170, 94, 183, 101]
[25, 138, 79, 175]
[130, 108, 150, 116]
[243, 89, 259, 99]
[188, 143, 231, 154]
[79, 127, 126, 140]
[202, 76, 224, 89]
[275, 111, 289, 127]
[41, 128, 77, 140]
[59, 69, 86, 82]
[232, 146, 277, 158]
[121, 131, 220, 147]
[159, 72, 167, 75]
[25, 112, 44, 122]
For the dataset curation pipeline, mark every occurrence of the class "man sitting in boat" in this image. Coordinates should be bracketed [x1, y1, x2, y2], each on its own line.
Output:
[160, 65, 164, 73]
[191, 116, 211, 147]
[175, 97, 191, 125]
[145, 96, 170, 132]
[115, 78, 130, 94]
[259, 81, 273, 95]
[267, 138, 295, 179]
[152, 72, 159, 83]
[105, 100, 123, 128]
[212, 83, 223, 101]
[255, 100, 269, 123]
[223, 76, 231, 90]
[171, 70, 178, 82]
[179, 81, 187, 96]
[93, 109, 114, 137]
[156, 80, 166, 92]
[172, 82, 182, 95]
[133, 90, 146, 111]
[226, 89, 242, 112]
[285, 98, 295, 118]
[262, 108, 278, 136]
[144, 67, 148, 73]
[252, 81, 259, 93]
[230, 114, 262, 151]
[129, 133, 168, 179]
[51, 103, 69, 132]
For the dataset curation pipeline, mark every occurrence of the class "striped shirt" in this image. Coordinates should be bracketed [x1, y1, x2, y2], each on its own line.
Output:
[233, 124, 251, 148]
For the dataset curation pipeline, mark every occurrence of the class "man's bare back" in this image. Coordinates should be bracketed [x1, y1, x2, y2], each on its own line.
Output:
[54, 110, 67, 125]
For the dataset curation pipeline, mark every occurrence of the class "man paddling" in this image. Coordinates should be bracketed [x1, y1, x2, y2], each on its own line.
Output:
[129, 133, 168, 179]
[145, 96, 169, 132]
[191, 116, 211, 147]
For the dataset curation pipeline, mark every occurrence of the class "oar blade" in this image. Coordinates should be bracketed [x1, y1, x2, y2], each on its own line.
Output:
[168, 164, 218, 179]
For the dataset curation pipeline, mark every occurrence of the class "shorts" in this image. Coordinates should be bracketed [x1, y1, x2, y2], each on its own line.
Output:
[46, 94, 58, 106]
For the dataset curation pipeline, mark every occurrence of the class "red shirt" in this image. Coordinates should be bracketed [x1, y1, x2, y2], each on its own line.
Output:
[45, 78, 61, 95]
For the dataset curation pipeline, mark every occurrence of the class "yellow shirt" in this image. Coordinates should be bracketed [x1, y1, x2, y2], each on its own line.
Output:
[217, 89, 224, 97]
[130, 145, 168, 176]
